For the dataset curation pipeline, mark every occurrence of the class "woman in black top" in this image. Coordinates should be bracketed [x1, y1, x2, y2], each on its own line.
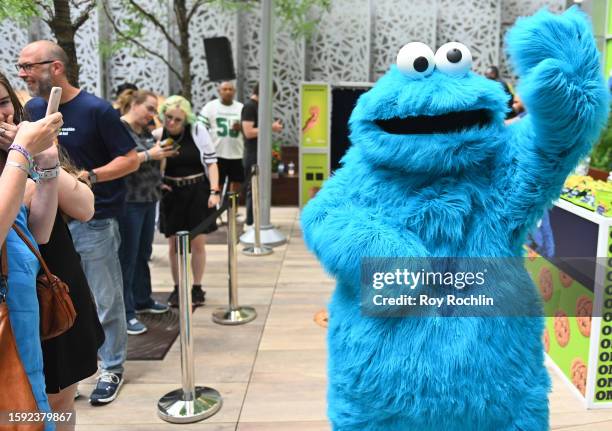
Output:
[155, 96, 220, 306]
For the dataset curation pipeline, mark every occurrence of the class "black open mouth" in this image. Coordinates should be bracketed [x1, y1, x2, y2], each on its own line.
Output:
[374, 109, 492, 135]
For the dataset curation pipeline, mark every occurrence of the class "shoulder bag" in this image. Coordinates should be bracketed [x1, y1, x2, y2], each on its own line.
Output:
[12, 224, 76, 341]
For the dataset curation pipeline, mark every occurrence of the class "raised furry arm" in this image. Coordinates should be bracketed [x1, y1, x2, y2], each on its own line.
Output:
[501, 6, 609, 237]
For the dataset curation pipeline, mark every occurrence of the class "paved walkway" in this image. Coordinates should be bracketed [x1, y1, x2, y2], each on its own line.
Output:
[74, 207, 612, 430]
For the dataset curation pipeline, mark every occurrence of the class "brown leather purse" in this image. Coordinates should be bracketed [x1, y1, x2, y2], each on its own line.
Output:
[0, 242, 43, 431]
[12, 225, 76, 341]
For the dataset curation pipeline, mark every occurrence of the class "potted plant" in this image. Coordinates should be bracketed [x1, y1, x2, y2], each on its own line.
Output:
[589, 110, 612, 180]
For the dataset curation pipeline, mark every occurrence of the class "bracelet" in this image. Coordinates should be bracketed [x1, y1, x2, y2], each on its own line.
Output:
[8, 144, 33, 169]
[34, 162, 61, 181]
[210, 190, 220, 196]
[5, 161, 30, 176]
[143, 150, 151, 162]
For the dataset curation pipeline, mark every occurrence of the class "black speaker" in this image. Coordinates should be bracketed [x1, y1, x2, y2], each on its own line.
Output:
[204, 37, 236, 81]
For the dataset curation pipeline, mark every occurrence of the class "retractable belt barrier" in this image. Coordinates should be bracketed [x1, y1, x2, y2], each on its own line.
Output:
[189, 166, 254, 240]
[158, 166, 261, 422]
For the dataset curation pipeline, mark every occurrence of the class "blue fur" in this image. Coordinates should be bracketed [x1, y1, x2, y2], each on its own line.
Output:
[301, 7, 608, 431]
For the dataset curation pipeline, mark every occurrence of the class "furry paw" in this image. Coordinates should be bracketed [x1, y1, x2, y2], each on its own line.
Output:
[505, 6, 597, 79]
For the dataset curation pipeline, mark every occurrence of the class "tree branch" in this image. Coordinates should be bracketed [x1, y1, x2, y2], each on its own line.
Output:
[70, 0, 91, 8]
[127, 0, 179, 50]
[73, 0, 96, 30]
[102, 1, 182, 81]
[34, 0, 55, 20]
[187, 1, 202, 23]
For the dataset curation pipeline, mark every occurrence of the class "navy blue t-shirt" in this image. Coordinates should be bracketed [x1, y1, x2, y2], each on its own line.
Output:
[26, 91, 136, 219]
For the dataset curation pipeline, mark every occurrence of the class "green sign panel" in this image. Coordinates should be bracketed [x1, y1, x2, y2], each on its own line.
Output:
[301, 84, 329, 149]
[301, 153, 328, 207]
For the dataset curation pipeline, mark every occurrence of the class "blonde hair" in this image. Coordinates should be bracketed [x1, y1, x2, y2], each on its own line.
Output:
[158, 95, 196, 125]
[116, 89, 157, 115]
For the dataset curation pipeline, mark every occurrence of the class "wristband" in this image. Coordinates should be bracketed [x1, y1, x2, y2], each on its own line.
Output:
[5, 161, 30, 176]
[210, 190, 220, 196]
[143, 150, 151, 162]
[33, 162, 61, 181]
[8, 144, 33, 169]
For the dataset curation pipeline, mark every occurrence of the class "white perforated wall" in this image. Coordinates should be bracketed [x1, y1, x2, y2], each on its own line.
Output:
[239, 9, 305, 146]
[437, 0, 502, 74]
[371, 0, 438, 80]
[104, 0, 169, 98]
[0, 20, 29, 91]
[73, 6, 101, 95]
[307, 0, 370, 83]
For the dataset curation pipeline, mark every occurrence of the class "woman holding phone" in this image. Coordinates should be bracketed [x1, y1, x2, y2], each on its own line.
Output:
[154, 96, 220, 307]
[118, 89, 175, 335]
[1, 73, 103, 429]
[0, 72, 63, 430]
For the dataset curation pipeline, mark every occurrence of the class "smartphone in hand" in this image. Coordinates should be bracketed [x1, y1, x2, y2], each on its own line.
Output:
[45, 87, 62, 117]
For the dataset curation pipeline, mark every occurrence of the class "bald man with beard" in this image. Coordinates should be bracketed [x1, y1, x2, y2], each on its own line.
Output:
[19, 40, 138, 406]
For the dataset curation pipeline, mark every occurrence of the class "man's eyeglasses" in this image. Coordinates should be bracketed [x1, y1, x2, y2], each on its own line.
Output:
[15, 60, 56, 73]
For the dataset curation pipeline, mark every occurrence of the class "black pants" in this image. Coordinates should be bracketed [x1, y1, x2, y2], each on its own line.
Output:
[243, 149, 257, 225]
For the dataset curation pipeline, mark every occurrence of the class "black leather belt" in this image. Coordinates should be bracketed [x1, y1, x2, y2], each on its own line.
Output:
[164, 173, 205, 187]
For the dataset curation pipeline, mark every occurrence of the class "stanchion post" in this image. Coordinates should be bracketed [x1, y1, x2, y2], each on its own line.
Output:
[243, 165, 273, 256]
[228, 193, 239, 311]
[158, 232, 222, 423]
[213, 193, 258, 325]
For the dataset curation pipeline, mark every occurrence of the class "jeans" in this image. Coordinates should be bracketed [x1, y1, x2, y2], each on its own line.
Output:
[118, 202, 156, 321]
[69, 218, 126, 374]
[243, 149, 257, 226]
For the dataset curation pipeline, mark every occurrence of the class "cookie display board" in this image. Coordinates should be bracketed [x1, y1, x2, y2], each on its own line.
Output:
[525, 198, 612, 408]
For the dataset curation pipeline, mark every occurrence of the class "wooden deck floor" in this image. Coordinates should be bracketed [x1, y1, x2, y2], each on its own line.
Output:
[73, 207, 612, 430]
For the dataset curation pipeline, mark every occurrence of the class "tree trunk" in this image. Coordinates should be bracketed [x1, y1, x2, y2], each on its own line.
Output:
[49, 0, 80, 86]
[174, 0, 192, 101]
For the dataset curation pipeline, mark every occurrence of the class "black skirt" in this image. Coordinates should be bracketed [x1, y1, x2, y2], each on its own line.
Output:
[39, 211, 105, 393]
[159, 179, 218, 237]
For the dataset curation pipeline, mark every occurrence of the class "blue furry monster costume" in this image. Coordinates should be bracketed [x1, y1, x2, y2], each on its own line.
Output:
[301, 7, 609, 431]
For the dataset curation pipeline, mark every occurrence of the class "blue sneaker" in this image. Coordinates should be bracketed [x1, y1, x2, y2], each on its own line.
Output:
[135, 301, 169, 314]
[89, 372, 123, 405]
[126, 318, 147, 335]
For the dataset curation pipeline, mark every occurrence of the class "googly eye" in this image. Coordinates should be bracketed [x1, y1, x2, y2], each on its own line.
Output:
[434, 42, 472, 76]
[396, 42, 435, 77]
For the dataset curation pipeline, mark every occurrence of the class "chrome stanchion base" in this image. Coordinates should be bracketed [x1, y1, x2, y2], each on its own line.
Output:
[242, 245, 273, 256]
[239, 225, 286, 247]
[157, 386, 222, 424]
[212, 306, 257, 325]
